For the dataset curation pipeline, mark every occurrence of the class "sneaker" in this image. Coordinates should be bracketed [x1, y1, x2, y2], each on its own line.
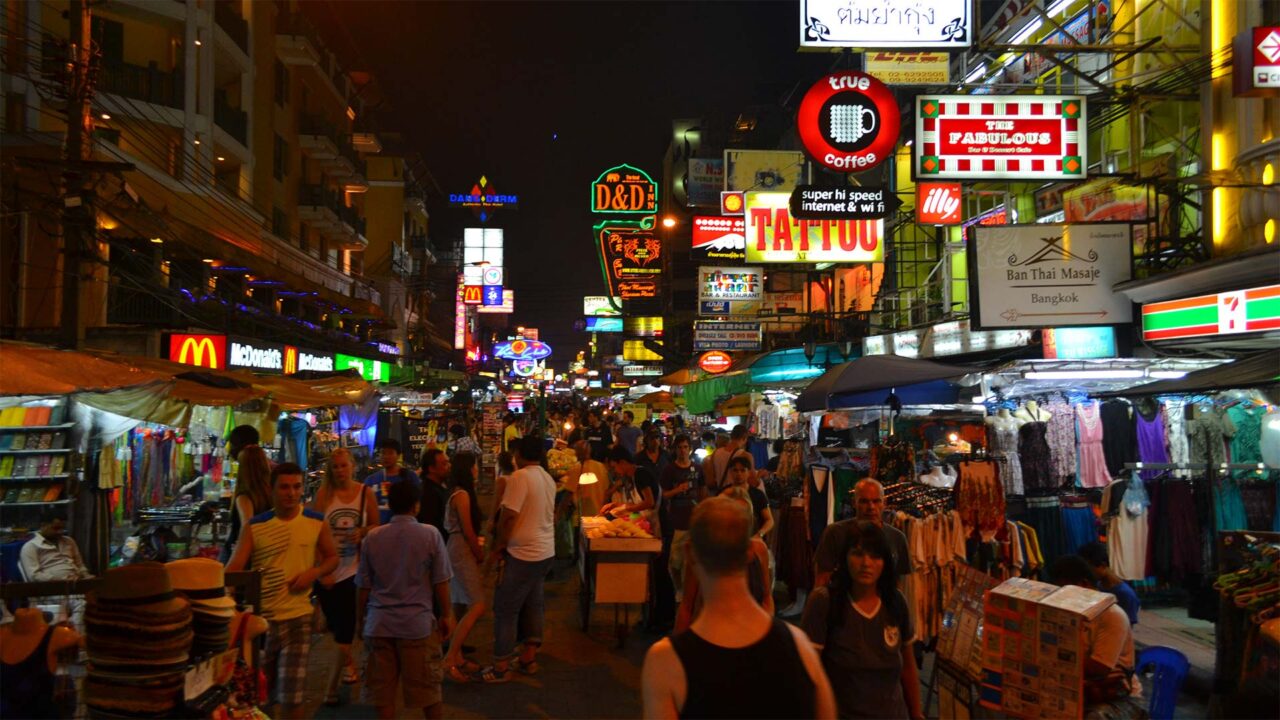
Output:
[473, 665, 511, 684]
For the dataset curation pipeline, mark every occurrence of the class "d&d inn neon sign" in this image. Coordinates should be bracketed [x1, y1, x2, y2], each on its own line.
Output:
[591, 164, 658, 214]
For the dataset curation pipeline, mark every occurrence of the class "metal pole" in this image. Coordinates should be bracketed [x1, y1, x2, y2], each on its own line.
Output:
[61, 0, 93, 349]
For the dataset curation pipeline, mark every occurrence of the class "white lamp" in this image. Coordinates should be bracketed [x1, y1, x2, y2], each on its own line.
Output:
[577, 471, 599, 519]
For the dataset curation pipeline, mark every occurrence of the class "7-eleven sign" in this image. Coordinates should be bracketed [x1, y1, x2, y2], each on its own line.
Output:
[1141, 285, 1280, 341]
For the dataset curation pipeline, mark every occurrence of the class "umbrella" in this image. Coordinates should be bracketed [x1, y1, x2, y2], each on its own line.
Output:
[796, 354, 978, 412]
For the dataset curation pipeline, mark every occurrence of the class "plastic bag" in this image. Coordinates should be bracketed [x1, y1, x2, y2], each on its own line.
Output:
[1122, 474, 1150, 517]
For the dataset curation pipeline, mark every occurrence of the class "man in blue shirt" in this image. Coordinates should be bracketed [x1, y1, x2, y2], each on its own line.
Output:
[614, 410, 643, 455]
[363, 439, 421, 524]
[1080, 542, 1141, 625]
[357, 480, 453, 719]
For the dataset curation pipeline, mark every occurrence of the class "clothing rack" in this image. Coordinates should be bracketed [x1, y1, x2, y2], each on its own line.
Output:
[1123, 462, 1276, 474]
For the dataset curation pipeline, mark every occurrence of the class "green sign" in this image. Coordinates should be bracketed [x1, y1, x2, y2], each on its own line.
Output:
[335, 353, 390, 383]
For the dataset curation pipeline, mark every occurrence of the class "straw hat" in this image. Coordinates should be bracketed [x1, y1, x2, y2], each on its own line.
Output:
[91, 562, 190, 616]
[165, 557, 237, 612]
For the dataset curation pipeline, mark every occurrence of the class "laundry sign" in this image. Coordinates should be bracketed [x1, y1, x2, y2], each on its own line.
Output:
[969, 224, 1133, 329]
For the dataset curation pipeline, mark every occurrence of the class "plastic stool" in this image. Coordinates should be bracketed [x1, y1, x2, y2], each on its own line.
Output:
[1135, 645, 1190, 720]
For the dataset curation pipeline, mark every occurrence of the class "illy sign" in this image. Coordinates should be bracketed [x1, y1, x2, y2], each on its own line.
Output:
[916, 183, 963, 225]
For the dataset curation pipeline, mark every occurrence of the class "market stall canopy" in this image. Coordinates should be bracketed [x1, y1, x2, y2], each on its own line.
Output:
[1096, 350, 1280, 397]
[744, 344, 852, 385]
[657, 367, 702, 386]
[635, 391, 677, 412]
[684, 371, 753, 415]
[0, 342, 171, 396]
[715, 393, 753, 418]
[797, 354, 979, 412]
[226, 372, 372, 411]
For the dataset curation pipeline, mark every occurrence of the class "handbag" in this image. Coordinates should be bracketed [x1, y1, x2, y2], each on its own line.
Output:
[229, 613, 267, 708]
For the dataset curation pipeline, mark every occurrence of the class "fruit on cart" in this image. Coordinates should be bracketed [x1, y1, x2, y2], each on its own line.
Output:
[585, 517, 653, 539]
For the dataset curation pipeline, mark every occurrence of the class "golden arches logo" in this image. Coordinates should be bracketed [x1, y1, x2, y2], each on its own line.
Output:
[177, 337, 219, 369]
[284, 346, 298, 374]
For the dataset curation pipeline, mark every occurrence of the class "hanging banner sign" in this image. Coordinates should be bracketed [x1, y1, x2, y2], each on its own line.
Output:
[915, 95, 1087, 181]
[916, 182, 964, 225]
[969, 224, 1133, 329]
[590, 164, 657, 214]
[864, 51, 951, 84]
[167, 333, 227, 370]
[477, 289, 514, 314]
[744, 192, 884, 263]
[335, 353, 390, 383]
[691, 216, 747, 262]
[583, 295, 622, 316]
[698, 351, 734, 374]
[798, 71, 900, 173]
[789, 185, 902, 220]
[693, 321, 763, 351]
[596, 221, 663, 297]
[699, 266, 763, 316]
[454, 275, 467, 349]
[799, 0, 973, 49]
[1141, 285, 1280, 341]
[227, 337, 285, 374]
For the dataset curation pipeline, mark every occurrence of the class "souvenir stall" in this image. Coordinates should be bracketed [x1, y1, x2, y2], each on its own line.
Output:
[1212, 530, 1279, 717]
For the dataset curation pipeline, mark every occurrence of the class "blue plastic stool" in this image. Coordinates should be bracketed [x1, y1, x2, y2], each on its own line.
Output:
[1135, 645, 1190, 720]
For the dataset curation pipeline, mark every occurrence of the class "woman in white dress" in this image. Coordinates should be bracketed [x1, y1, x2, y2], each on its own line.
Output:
[444, 452, 486, 681]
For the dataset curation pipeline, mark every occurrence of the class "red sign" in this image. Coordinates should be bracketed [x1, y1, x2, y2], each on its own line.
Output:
[618, 280, 658, 299]
[915, 183, 963, 225]
[691, 216, 746, 262]
[720, 191, 745, 216]
[1236, 27, 1280, 95]
[463, 286, 483, 305]
[168, 333, 226, 370]
[797, 71, 900, 173]
[698, 351, 733, 374]
[915, 96, 1086, 180]
[597, 224, 663, 298]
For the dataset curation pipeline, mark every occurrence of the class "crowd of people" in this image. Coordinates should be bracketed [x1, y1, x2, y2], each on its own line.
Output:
[197, 404, 1147, 719]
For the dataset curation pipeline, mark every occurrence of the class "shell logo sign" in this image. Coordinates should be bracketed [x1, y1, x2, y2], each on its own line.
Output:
[168, 334, 226, 369]
[698, 351, 733, 374]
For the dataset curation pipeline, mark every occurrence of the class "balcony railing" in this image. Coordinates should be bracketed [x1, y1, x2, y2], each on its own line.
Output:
[214, 1, 249, 52]
[107, 283, 184, 326]
[299, 113, 338, 139]
[99, 61, 184, 109]
[299, 184, 342, 212]
[213, 90, 247, 146]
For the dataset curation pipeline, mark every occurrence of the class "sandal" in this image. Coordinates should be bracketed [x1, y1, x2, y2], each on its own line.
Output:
[341, 665, 359, 684]
[446, 665, 472, 683]
[472, 665, 511, 684]
[512, 657, 540, 675]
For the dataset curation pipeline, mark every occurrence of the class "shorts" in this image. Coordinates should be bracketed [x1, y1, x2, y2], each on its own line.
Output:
[362, 634, 444, 709]
[262, 616, 311, 707]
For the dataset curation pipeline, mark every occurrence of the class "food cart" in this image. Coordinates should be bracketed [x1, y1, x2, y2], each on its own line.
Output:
[577, 516, 661, 646]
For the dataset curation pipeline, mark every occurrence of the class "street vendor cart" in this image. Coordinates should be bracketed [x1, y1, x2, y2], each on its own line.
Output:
[577, 516, 661, 646]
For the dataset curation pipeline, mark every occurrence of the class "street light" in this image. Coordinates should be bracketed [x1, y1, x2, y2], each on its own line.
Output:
[662, 216, 677, 228]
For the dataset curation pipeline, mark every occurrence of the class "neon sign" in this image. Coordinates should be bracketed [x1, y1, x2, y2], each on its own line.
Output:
[595, 218, 663, 298]
[591, 164, 657, 214]
[493, 339, 553, 361]
[915, 96, 1087, 181]
[449, 175, 517, 222]
[168, 333, 226, 369]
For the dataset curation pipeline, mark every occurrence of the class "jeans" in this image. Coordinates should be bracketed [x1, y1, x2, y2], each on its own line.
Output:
[493, 555, 553, 660]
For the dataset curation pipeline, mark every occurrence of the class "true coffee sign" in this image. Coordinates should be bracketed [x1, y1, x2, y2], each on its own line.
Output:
[915, 95, 1087, 181]
[789, 185, 903, 220]
[797, 71, 900, 173]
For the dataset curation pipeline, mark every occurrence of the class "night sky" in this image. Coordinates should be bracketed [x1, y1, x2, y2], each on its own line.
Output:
[323, 1, 836, 367]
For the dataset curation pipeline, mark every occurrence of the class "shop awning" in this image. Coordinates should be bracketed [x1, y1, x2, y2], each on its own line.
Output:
[0, 342, 171, 396]
[683, 372, 753, 415]
[744, 344, 852, 385]
[635, 391, 678, 412]
[1097, 350, 1280, 397]
[657, 367, 703, 386]
[715, 393, 753, 417]
[797, 354, 978, 412]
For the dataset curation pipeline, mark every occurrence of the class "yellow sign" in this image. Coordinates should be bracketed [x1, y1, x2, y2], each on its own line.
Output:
[744, 192, 884, 264]
[864, 52, 951, 85]
[623, 340, 663, 362]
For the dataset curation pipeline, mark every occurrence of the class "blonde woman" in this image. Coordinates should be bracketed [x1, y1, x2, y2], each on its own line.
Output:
[310, 448, 379, 696]
[221, 446, 272, 562]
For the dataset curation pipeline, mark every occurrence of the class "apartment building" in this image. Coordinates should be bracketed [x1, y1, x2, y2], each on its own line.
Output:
[0, 0, 433, 368]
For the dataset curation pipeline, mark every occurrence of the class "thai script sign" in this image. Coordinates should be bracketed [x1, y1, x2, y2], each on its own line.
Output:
[800, 0, 972, 49]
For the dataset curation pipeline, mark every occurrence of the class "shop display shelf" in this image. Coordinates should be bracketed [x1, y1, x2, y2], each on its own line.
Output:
[0, 424, 74, 432]
[0, 499, 72, 507]
[0, 474, 71, 481]
[0, 448, 72, 455]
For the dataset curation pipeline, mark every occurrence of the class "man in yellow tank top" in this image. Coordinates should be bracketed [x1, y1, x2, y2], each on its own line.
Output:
[227, 462, 337, 719]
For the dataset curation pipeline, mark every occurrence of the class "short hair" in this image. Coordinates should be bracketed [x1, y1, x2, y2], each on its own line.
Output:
[727, 454, 752, 471]
[623, 410, 635, 421]
[730, 424, 748, 441]
[1050, 555, 1097, 587]
[701, 431, 715, 443]
[504, 412, 517, 423]
[606, 445, 635, 464]
[227, 425, 259, 453]
[271, 462, 304, 485]
[689, 497, 752, 575]
[673, 433, 692, 447]
[715, 433, 729, 448]
[498, 451, 515, 474]
[40, 507, 67, 526]
[421, 448, 446, 471]
[515, 434, 545, 463]
[449, 423, 466, 438]
[1079, 542, 1110, 568]
[377, 438, 402, 454]
[387, 479, 421, 515]
[853, 478, 885, 497]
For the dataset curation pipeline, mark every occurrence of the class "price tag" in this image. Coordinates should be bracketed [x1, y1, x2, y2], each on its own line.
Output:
[184, 657, 215, 701]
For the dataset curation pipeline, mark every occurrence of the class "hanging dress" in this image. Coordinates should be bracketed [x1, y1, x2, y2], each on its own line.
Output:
[1044, 400, 1078, 487]
[987, 418, 1024, 495]
[1134, 403, 1171, 480]
[1100, 400, 1137, 477]
[1018, 422, 1054, 493]
[1075, 402, 1112, 489]
[1163, 400, 1191, 478]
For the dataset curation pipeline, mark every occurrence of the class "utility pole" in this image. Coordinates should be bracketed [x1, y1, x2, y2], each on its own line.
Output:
[61, 0, 93, 349]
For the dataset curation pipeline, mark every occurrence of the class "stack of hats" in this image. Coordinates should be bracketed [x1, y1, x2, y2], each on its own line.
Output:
[85, 562, 193, 718]
[166, 557, 236, 658]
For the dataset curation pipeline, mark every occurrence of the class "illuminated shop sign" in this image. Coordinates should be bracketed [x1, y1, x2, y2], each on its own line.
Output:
[477, 289, 514, 314]
[167, 333, 226, 370]
[789, 185, 902, 220]
[454, 275, 466, 349]
[623, 365, 663, 377]
[493, 339, 553, 361]
[1004, 2, 1110, 84]
[449, 175, 517, 222]
[585, 317, 623, 333]
[797, 72, 900, 174]
[283, 346, 335, 374]
[591, 164, 657, 214]
[1141, 285, 1280, 342]
[724, 151, 807, 193]
[1235, 27, 1280, 95]
[463, 286, 483, 305]
[1042, 327, 1118, 360]
[463, 228, 504, 286]
[693, 321, 762, 351]
[335, 353, 390, 383]
[799, 0, 972, 49]
[698, 351, 733, 374]
[915, 96, 1087, 181]
[227, 337, 285, 374]
[482, 285, 505, 307]
[864, 51, 951, 84]
[623, 340, 664, 362]
[863, 320, 1030, 358]
[482, 267, 504, 286]
[691, 216, 747, 262]
[962, 205, 1009, 242]
[687, 158, 724, 208]
[583, 296, 623, 317]
[721, 191, 745, 216]
[699, 266, 763, 316]
[743, 192, 884, 264]
[596, 220, 663, 298]
[624, 316, 664, 338]
[916, 183, 963, 225]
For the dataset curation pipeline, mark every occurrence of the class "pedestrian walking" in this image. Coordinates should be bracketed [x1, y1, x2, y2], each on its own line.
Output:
[642, 497, 836, 719]
[220, 446, 272, 563]
[443, 452, 487, 681]
[364, 439, 421, 524]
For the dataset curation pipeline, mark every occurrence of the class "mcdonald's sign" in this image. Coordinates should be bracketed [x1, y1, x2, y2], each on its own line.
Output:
[284, 346, 298, 375]
[463, 286, 483, 305]
[167, 333, 226, 369]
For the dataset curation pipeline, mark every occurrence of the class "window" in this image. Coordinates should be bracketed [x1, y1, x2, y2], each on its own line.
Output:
[274, 60, 288, 107]
[298, 222, 310, 252]
[271, 207, 288, 239]
[4, 93, 26, 133]
[273, 134, 287, 180]
[90, 17, 124, 67]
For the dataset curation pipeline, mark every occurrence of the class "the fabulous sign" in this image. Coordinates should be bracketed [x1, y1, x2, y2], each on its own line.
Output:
[744, 192, 884, 264]
[591, 164, 658, 214]
[789, 185, 903, 220]
[799, 0, 972, 49]
[797, 72, 900, 174]
[227, 336, 286, 374]
[969, 224, 1133, 330]
[915, 96, 1087, 181]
